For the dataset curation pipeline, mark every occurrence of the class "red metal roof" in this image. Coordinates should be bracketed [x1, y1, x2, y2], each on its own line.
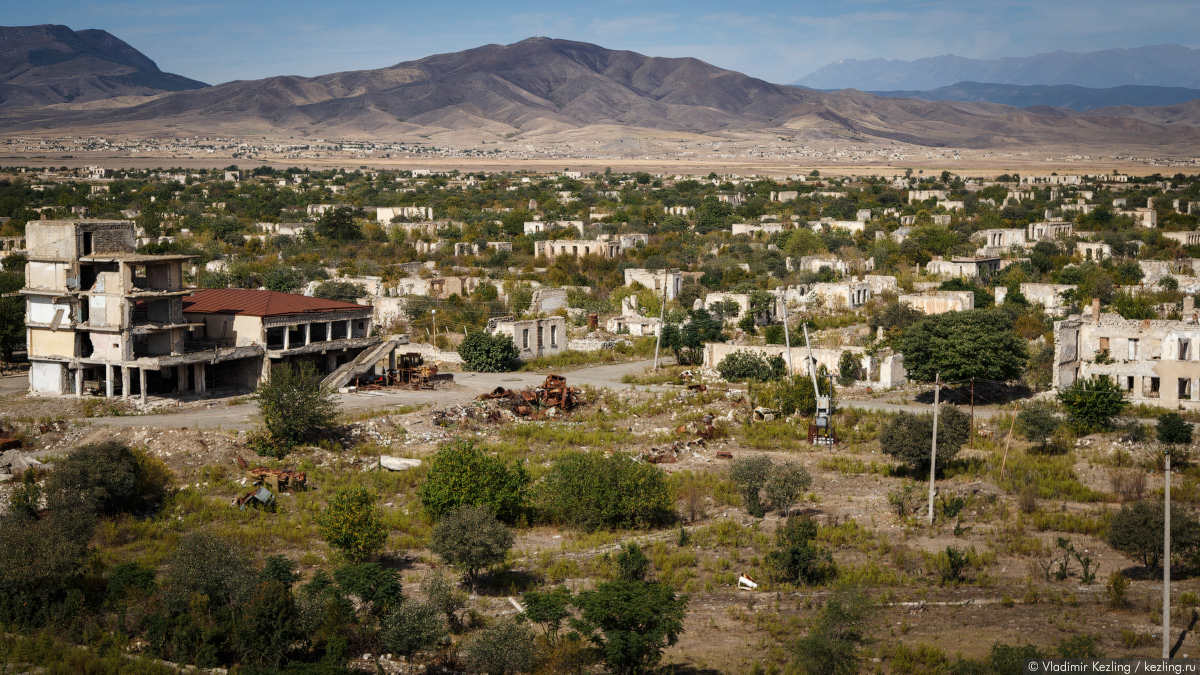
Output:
[182, 288, 367, 317]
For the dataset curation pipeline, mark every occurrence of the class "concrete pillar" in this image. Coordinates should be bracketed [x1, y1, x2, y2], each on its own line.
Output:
[194, 363, 206, 395]
[326, 321, 332, 342]
[304, 323, 311, 346]
[346, 319, 353, 339]
[104, 364, 114, 398]
[176, 365, 187, 393]
[121, 367, 130, 400]
[74, 368, 83, 398]
[283, 326, 290, 350]
[139, 368, 147, 405]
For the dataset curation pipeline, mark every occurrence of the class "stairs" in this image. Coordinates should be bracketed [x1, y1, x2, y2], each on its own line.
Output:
[322, 339, 398, 389]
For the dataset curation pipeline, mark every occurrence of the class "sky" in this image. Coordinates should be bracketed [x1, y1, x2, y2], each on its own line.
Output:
[5, 0, 1200, 85]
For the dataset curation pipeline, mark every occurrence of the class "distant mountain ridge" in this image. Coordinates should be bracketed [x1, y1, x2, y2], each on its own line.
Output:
[0, 24, 207, 108]
[794, 45, 1200, 91]
[863, 81, 1200, 112]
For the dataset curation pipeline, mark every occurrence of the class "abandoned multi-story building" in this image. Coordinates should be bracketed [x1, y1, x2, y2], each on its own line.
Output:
[1054, 299, 1200, 409]
[23, 220, 389, 401]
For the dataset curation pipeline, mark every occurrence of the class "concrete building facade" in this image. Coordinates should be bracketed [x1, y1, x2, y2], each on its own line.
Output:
[487, 316, 567, 360]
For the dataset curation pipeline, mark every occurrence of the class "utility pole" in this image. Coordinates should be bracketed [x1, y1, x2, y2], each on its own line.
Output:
[653, 269, 672, 370]
[778, 286, 793, 376]
[928, 373, 940, 527]
[969, 378, 975, 448]
[431, 309, 436, 338]
[1165, 446, 1172, 659]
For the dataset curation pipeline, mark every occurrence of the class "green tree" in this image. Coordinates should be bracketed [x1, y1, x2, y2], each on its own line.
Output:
[616, 543, 651, 582]
[44, 441, 170, 516]
[254, 361, 340, 449]
[312, 280, 366, 303]
[262, 266, 304, 294]
[458, 330, 519, 372]
[428, 505, 514, 588]
[867, 302, 924, 338]
[729, 455, 773, 517]
[522, 586, 573, 641]
[836, 351, 859, 386]
[716, 350, 786, 382]
[765, 462, 812, 517]
[318, 487, 388, 562]
[894, 310, 1028, 382]
[754, 374, 835, 417]
[660, 309, 726, 365]
[1058, 375, 1126, 432]
[536, 452, 674, 531]
[1016, 401, 1060, 450]
[234, 579, 300, 669]
[0, 268, 25, 361]
[1108, 500, 1200, 568]
[791, 590, 872, 675]
[880, 406, 971, 473]
[419, 439, 529, 523]
[1158, 412, 1194, 445]
[767, 516, 835, 585]
[316, 207, 362, 241]
[464, 618, 536, 675]
[573, 580, 689, 675]
[381, 602, 446, 675]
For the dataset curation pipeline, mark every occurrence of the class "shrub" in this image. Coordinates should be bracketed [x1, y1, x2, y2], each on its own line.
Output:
[459, 330, 519, 372]
[0, 499, 96, 626]
[837, 351, 859, 386]
[1108, 500, 1200, 568]
[419, 439, 529, 523]
[44, 441, 170, 516]
[1058, 375, 1126, 432]
[535, 452, 674, 531]
[318, 487, 388, 561]
[1109, 468, 1147, 502]
[755, 374, 835, 417]
[421, 571, 468, 631]
[312, 280, 366, 302]
[766, 461, 812, 517]
[160, 532, 256, 613]
[573, 579, 689, 675]
[1106, 571, 1130, 609]
[616, 543, 651, 582]
[254, 361, 340, 450]
[728, 454, 773, 517]
[768, 517, 835, 585]
[1158, 412, 1194, 445]
[522, 586, 573, 640]
[716, 350, 786, 382]
[332, 562, 403, 617]
[381, 602, 446, 673]
[880, 406, 971, 473]
[1016, 401, 1060, 449]
[464, 618, 537, 675]
[791, 590, 871, 675]
[428, 505, 514, 588]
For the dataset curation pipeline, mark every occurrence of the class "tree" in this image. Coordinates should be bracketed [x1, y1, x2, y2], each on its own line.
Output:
[160, 532, 256, 613]
[755, 374, 836, 417]
[573, 580, 689, 675]
[318, 487, 388, 562]
[766, 462, 812, 517]
[428, 505, 514, 588]
[1158, 412, 1194, 445]
[0, 268, 25, 361]
[234, 579, 300, 669]
[729, 455, 773, 517]
[312, 280, 366, 303]
[767, 516, 835, 585]
[893, 310, 1028, 383]
[716, 350, 786, 382]
[661, 309, 726, 365]
[458, 330, 519, 372]
[1108, 500, 1200, 568]
[616, 543, 651, 582]
[1058, 375, 1126, 432]
[1016, 401, 1060, 450]
[880, 406, 971, 473]
[791, 590, 872, 675]
[316, 207, 362, 241]
[254, 361, 340, 449]
[262, 266, 304, 294]
[464, 618, 536, 675]
[522, 586, 573, 641]
[535, 452, 674, 531]
[381, 602, 446, 675]
[419, 439, 529, 523]
[836, 351, 859, 386]
[44, 441, 170, 516]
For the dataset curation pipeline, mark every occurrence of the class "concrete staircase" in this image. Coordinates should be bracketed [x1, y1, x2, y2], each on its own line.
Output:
[322, 339, 398, 389]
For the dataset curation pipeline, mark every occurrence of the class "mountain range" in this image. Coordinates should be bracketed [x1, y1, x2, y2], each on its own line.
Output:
[795, 45, 1200, 91]
[1, 30, 1198, 152]
[863, 82, 1200, 112]
[0, 25, 207, 108]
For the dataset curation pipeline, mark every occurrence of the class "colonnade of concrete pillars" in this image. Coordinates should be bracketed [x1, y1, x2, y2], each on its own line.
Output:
[80, 362, 208, 404]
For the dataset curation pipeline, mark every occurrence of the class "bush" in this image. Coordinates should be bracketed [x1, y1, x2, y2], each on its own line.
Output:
[1058, 375, 1126, 432]
[428, 505, 514, 587]
[1108, 500, 1200, 568]
[1016, 401, 1059, 449]
[312, 280, 365, 302]
[728, 455, 773, 517]
[573, 579, 688, 675]
[837, 351, 859, 386]
[44, 441, 171, 516]
[535, 452, 674, 531]
[318, 487, 388, 562]
[616, 543, 651, 582]
[522, 586, 573, 640]
[880, 406, 971, 473]
[0, 499, 96, 626]
[791, 590, 871, 675]
[768, 517, 835, 585]
[254, 361, 340, 450]
[765, 461, 812, 517]
[419, 439, 529, 523]
[459, 330, 519, 372]
[1158, 412, 1194, 445]
[381, 602, 445, 670]
[464, 618, 536, 675]
[755, 374, 835, 417]
[160, 532, 256, 612]
[716, 350, 786, 382]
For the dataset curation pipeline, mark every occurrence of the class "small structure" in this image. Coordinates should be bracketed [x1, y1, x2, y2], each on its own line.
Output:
[487, 316, 566, 360]
[925, 256, 1001, 278]
[624, 268, 683, 301]
[899, 291, 974, 314]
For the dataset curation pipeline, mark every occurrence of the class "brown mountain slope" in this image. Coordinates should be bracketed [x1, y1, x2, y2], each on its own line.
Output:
[2, 36, 1198, 151]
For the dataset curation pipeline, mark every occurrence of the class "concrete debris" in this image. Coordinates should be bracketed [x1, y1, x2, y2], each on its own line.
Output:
[380, 456, 422, 471]
[0, 449, 44, 480]
[474, 374, 583, 417]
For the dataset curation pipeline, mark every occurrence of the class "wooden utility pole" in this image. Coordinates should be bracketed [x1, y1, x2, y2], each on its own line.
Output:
[652, 269, 671, 370]
[1165, 447, 1172, 658]
[928, 373, 940, 526]
[779, 286, 793, 376]
[969, 379, 975, 447]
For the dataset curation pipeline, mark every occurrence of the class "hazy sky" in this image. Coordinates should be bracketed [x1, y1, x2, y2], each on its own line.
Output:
[7, 0, 1199, 85]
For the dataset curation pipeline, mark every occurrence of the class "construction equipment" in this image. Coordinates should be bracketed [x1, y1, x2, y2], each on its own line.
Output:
[233, 486, 276, 511]
[246, 466, 307, 492]
[474, 374, 581, 416]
